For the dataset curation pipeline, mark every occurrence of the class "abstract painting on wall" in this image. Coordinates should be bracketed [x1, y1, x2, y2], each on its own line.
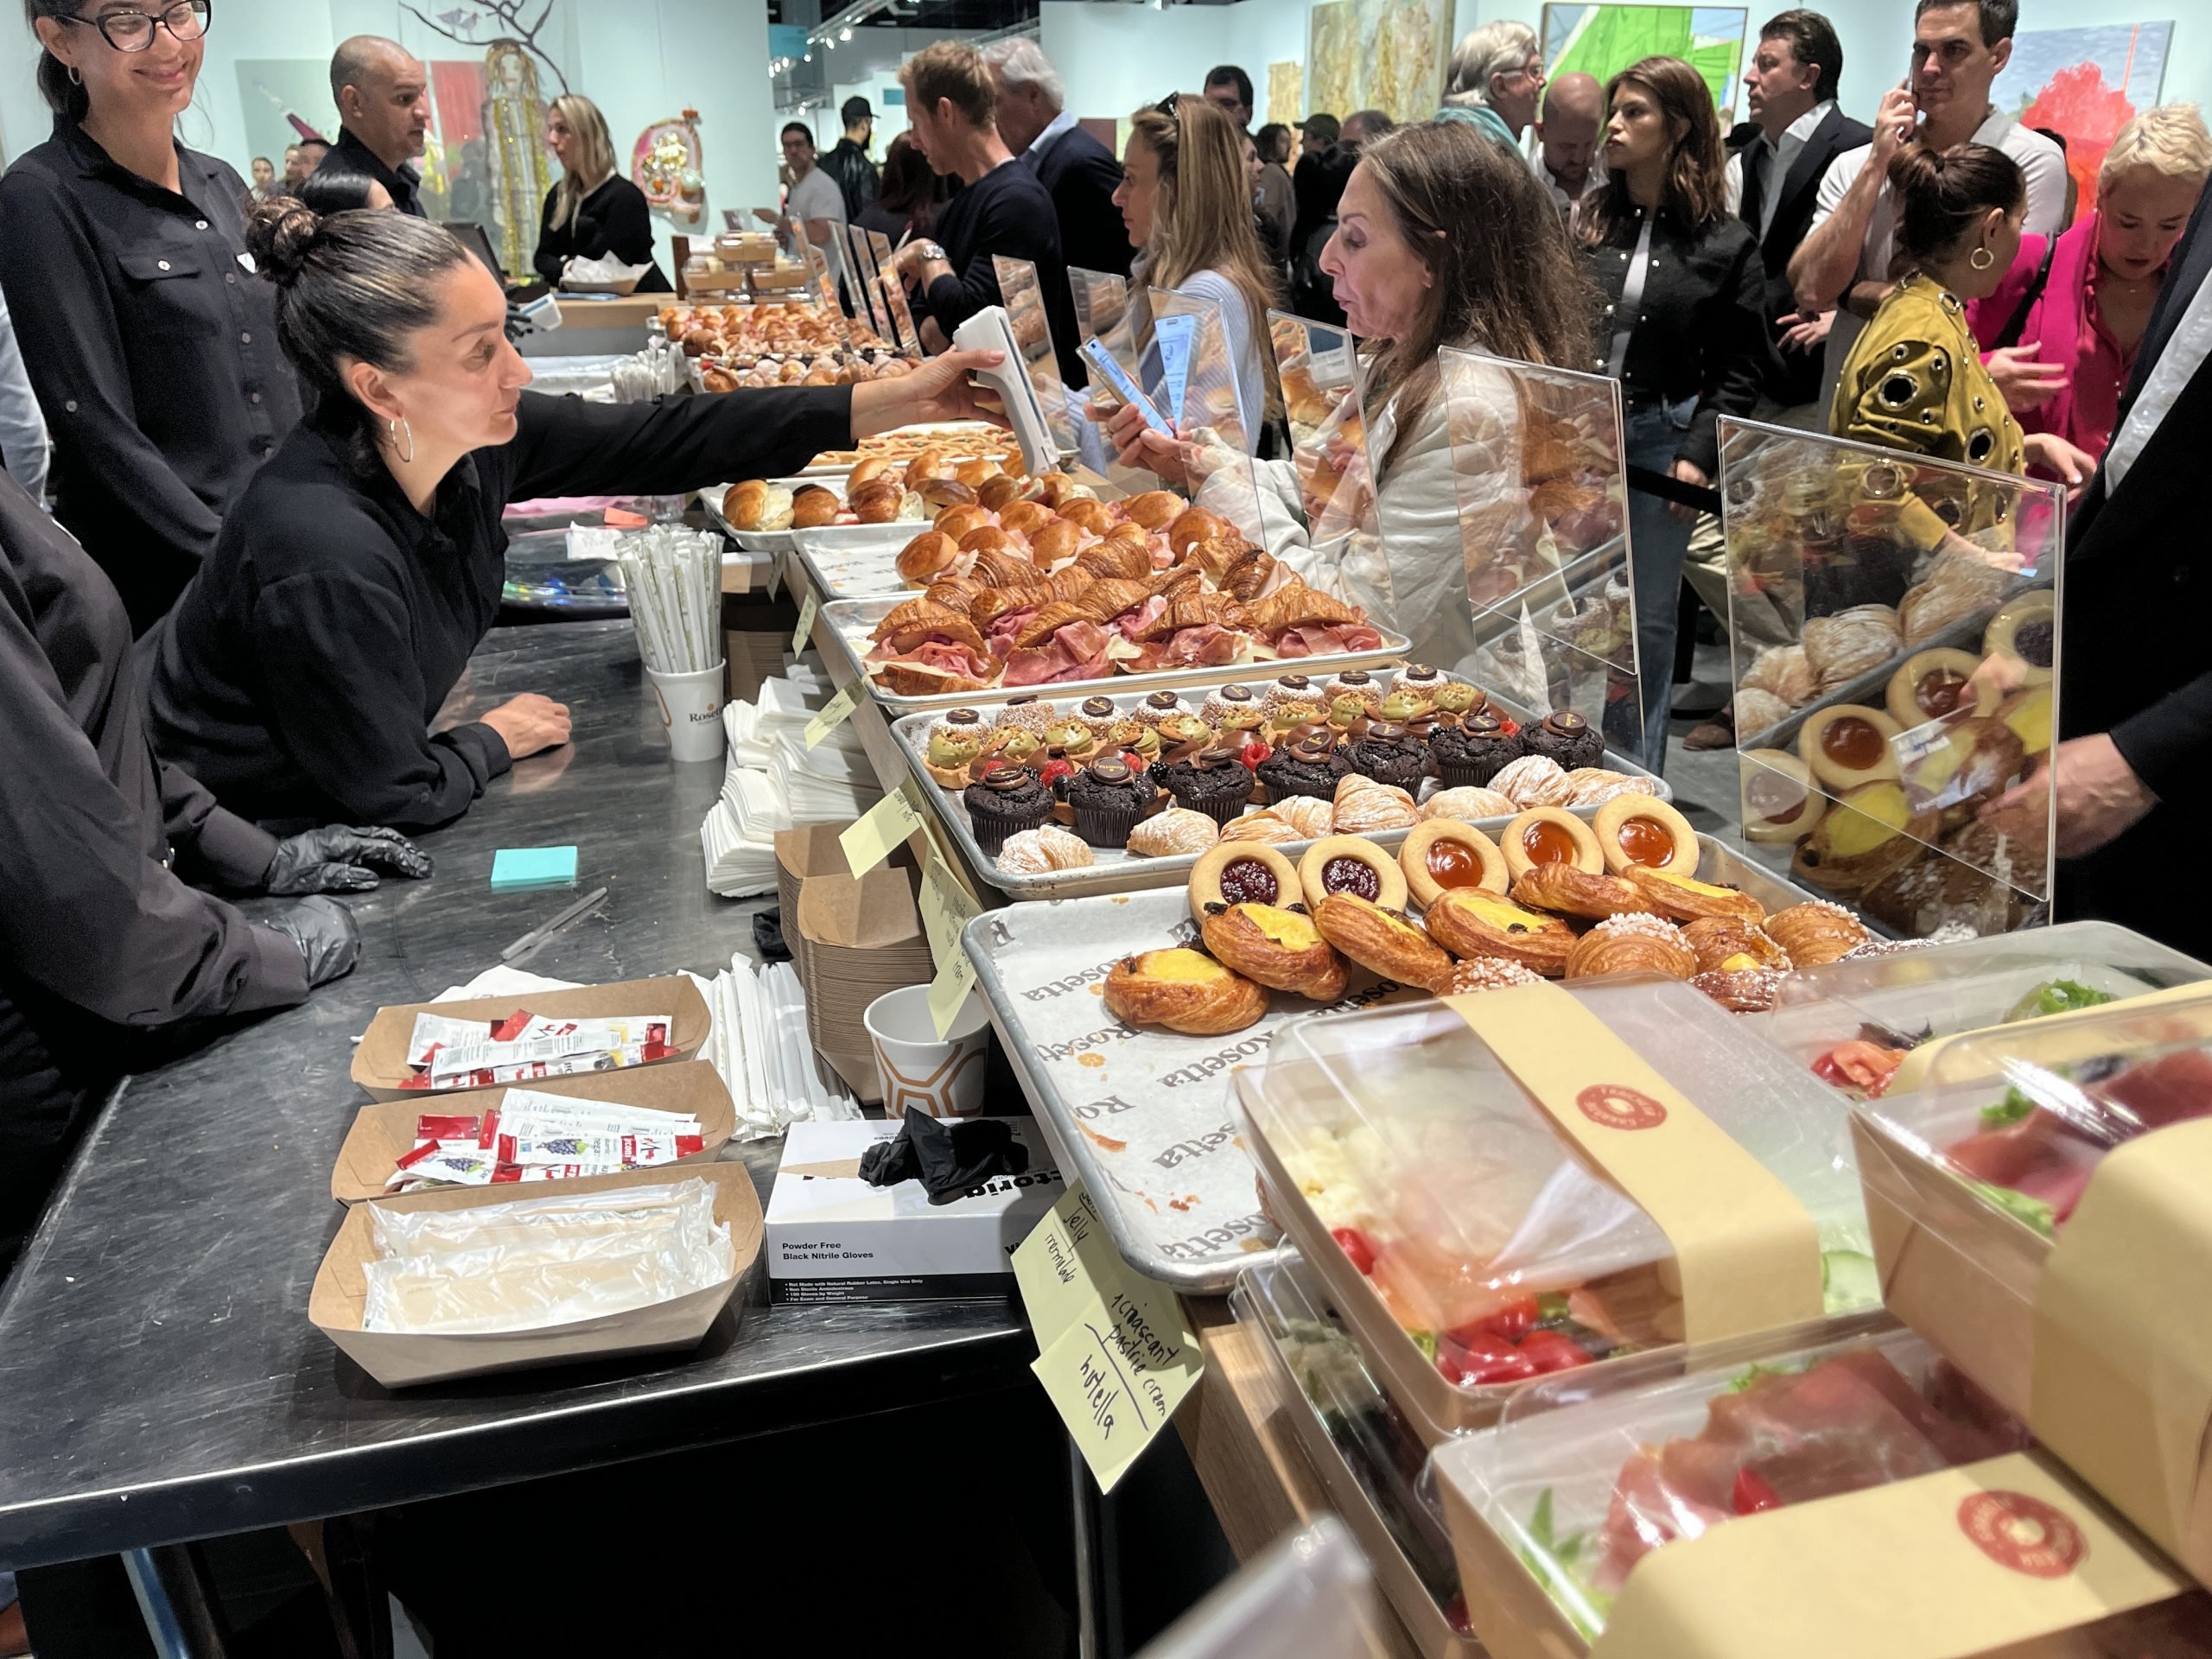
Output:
[1306, 0, 1452, 125]
[1993, 22, 2172, 213]
[1541, 5, 1748, 124]
[1267, 60, 1306, 128]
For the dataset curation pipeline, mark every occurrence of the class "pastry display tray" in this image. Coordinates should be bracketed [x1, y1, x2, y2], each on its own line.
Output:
[959, 837, 1816, 1294]
[822, 595, 1414, 715]
[892, 682, 1668, 899]
[699, 477, 927, 564]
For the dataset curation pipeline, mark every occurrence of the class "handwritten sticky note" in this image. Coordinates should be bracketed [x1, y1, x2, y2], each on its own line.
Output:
[926, 947, 979, 1039]
[1014, 1184, 1204, 1495]
[919, 855, 982, 972]
[803, 683, 859, 750]
[838, 781, 924, 877]
[791, 591, 819, 655]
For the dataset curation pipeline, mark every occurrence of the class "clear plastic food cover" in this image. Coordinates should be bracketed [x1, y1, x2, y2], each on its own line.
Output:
[862, 228, 923, 355]
[1419, 348, 1641, 760]
[992, 256, 1078, 456]
[361, 1178, 736, 1335]
[1717, 418, 2064, 941]
[1763, 920, 2212, 1101]
[838, 225, 893, 346]
[1134, 1515, 1384, 1659]
[1238, 979, 1872, 1398]
[1068, 265, 1135, 361]
[1427, 1317, 2044, 1651]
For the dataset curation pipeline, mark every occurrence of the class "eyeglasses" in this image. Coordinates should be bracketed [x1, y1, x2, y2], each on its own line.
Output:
[58, 0, 210, 52]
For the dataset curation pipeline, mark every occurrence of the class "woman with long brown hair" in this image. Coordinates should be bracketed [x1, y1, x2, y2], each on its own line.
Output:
[1109, 118, 1593, 672]
[534, 92, 671, 292]
[1577, 55, 1765, 772]
[1113, 93, 1283, 448]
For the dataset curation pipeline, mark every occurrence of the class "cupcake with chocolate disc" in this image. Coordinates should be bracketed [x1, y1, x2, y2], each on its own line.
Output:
[963, 766, 1055, 854]
[1200, 683, 1259, 728]
[1429, 709, 1523, 788]
[1256, 733, 1353, 801]
[1379, 677, 1437, 723]
[1324, 690, 1375, 734]
[1522, 709, 1605, 771]
[1130, 690, 1192, 730]
[1165, 747, 1257, 825]
[1323, 670, 1382, 715]
[1039, 716, 1098, 762]
[1343, 721, 1432, 791]
[994, 693, 1058, 734]
[924, 709, 990, 785]
[1213, 696, 1268, 750]
[1429, 680, 1484, 725]
[1262, 673, 1323, 715]
[1075, 696, 1122, 741]
[1066, 756, 1159, 846]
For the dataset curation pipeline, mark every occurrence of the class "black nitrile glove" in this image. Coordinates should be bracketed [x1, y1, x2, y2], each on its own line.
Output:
[264, 826, 433, 895]
[266, 896, 362, 987]
[861, 1109, 1030, 1205]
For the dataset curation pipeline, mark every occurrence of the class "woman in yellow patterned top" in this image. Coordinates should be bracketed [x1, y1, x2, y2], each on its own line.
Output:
[1833, 143, 2095, 495]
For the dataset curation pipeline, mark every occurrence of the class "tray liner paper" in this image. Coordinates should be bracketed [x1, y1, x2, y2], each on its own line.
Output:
[1587, 1452, 2185, 1658]
[2031, 1115, 2212, 1584]
[1444, 984, 1824, 1344]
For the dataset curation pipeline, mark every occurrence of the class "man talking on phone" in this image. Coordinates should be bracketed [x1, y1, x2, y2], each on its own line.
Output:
[1786, 0, 2064, 408]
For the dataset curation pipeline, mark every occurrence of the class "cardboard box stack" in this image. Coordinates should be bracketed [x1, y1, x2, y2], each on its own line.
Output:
[773, 823, 933, 1103]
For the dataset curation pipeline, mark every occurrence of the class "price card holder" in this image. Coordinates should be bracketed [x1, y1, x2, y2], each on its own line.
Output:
[1267, 307, 1378, 591]
[791, 591, 819, 655]
[802, 683, 857, 749]
[1013, 1183, 1205, 1494]
[1144, 287, 1262, 545]
[993, 255, 1077, 455]
[840, 225, 893, 346]
[865, 230, 924, 356]
[1067, 266, 1133, 358]
[838, 781, 925, 877]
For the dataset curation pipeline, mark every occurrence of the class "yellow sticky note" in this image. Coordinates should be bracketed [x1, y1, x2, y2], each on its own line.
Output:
[838, 782, 923, 877]
[919, 855, 982, 973]
[1014, 1183, 1205, 1494]
[803, 683, 858, 750]
[791, 591, 819, 655]
[926, 947, 977, 1039]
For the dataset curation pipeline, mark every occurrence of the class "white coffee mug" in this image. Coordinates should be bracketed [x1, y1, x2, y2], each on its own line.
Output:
[648, 662, 727, 764]
[863, 984, 990, 1118]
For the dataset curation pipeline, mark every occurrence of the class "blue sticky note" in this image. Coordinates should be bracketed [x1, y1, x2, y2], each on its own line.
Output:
[491, 847, 579, 892]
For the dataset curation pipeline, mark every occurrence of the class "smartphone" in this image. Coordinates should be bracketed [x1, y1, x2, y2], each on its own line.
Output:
[1083, 335, 1173, 435]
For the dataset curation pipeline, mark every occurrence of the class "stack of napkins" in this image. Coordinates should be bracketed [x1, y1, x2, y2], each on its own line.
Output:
[702, 664, 880, 899]
[690, 953, 859, 1140]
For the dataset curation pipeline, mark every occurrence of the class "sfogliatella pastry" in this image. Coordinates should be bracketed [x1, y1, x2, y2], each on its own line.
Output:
[1802, 604, 1901, 692]
[1558, 769, 1660, 809]
[1268, 794, 1337, 841]
[1188, 842, 1300, 922]
[1501, 808, 1605, 880]
[1592, 795, 1699, 878]
[1622, 866, 1768, 925]
[1200, 905, 1348, 1001]
[1400, 821, 1509, 907]
[1331, 775, 1420, 835]
[1486, 753, 1567, 809]
[1732, 686, 1792, 741]
[1421, 888, 1575, 976]
[1421, 785, 1516, 823]
[1311, 893, 1454, 994]
[1510, 863, 1653, 921]
[1740, 642, 1817, 708]
[1103, 950, 1269, 1035]
[1216, 812, 1305, 847]
[1565, 913, 1696, 982]
[1740, 750, 1827, 845]
[995, 825, 1096, 875]
[1298, 836, 1409, 912]
[1127, 807, 1221, 858]
[1764, 901, 1872, 968]
[1681, 917, 1790, 976]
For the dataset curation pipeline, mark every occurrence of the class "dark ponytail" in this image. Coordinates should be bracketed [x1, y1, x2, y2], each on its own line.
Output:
[22, 0, 92, 122]
[245, 198, 475, 467]
[1887, 141, 2025, 264]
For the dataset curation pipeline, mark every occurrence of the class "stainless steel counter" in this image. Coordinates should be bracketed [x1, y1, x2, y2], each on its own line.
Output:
[0, 620, 1030, 1572]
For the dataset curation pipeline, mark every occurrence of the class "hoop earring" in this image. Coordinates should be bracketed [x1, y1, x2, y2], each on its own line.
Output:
[387, 416, 414, 464]
[68, 65, 82, 86]
[1969, 245, 1995, 270]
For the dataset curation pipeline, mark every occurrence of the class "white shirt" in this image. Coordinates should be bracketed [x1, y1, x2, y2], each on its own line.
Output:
[0, 289, 48, 506]
[1026, 107, 1081, 166]
[1810, 109, 2066, 407]
[785, 165, 847, 229]
[1725, 99, 1834, 245]
[1531, 149, 1603, 216]
[2106, 258, 2212, 490]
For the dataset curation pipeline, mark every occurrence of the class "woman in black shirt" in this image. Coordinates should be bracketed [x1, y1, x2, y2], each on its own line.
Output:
[534, 93, 671, 292]
[143, 202, 1002, 832]
[2, 0, 302, 632]
[1576, 56, 1765, 774]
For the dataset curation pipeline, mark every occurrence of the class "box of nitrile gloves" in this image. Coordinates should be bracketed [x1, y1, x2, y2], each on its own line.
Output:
[766, 1119, 1064, 1304]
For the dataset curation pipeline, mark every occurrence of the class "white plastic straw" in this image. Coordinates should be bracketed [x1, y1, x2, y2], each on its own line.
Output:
[617, 525, 721, 674]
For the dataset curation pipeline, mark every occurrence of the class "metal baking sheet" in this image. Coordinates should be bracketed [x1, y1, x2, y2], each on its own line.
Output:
[823, 594, 1416, 715]
[963, 836, 1820, 1292]
[893, 681, 1669, 899]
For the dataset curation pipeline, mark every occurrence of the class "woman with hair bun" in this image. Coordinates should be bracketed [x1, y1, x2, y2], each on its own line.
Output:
[1833, 140, 2093, 493]
[142, 200, 1003, 833]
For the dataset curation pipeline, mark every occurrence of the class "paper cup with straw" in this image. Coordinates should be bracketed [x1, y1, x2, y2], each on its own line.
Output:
[619, 526, 727, 763]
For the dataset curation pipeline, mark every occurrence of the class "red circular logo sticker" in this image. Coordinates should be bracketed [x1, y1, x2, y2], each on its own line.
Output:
[1576, 1084, 1669, 1131]
[1956, 1491, 2086, 1579]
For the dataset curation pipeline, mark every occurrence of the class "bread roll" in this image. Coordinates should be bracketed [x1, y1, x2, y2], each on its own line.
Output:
[791, 485, 840, 529]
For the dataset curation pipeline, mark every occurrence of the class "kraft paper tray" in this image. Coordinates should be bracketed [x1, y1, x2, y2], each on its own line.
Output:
[957, 837, 1817, 1294]
[821, 593, 1418, 716]
[892, 680, 1669, 899]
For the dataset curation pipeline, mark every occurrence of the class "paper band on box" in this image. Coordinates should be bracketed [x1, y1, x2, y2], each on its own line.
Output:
[2031, 1116, 2212, 1585]
[1444, 985, 1823, 1344]
[1590, 1452, 2187, 1659]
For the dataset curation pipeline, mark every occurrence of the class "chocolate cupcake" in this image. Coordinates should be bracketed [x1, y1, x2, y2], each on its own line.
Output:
[1076, 696, 1122, 740]
[1429, 711, 1524, 788]
[1256, 734, 1353, 801]
[1165, 747, 1256, 825]
[1200, 683, 1259, 727]
[963, 765, 1055, 854]
[1066, 756, 1158, 847]
[1344, 721, 1432, 791]
[1522, 710, 1605, 770]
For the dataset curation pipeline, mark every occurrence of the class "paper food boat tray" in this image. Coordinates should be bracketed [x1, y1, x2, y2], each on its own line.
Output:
[958, 839, 1814, 1294]
[331, 1060, 739, 1205]
[308, 1161, 762, 1389]
[893, 681, 1669, 899]
[823, 593, 1416, 715]
[350, 976, 711, 1103]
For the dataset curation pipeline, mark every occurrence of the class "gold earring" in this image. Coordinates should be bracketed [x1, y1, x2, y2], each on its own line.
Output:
[1969, 245, 1994, 270]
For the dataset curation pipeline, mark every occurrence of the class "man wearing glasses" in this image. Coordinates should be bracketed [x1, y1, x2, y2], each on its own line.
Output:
[2, 0, 302, 631]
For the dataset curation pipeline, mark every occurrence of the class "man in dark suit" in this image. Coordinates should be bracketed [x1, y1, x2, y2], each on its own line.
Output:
[1987, 181, 2212, 957]
[983, 37, 1134, 283]
[1727, 10, 1871, 412]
